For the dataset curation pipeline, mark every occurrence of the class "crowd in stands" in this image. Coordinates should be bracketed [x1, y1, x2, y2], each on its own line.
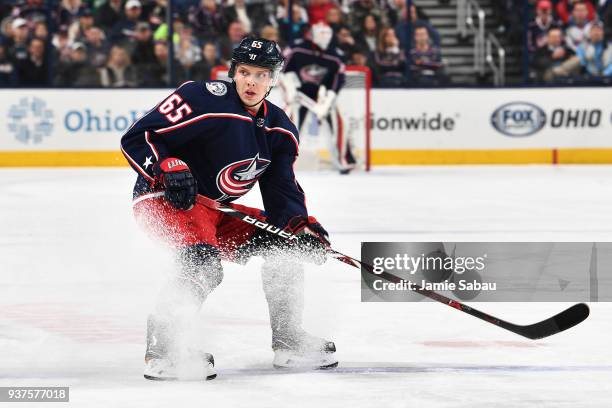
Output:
[2, 0, 608, 88]
[528, 0, 612, 83]
[0, 0, 449, 88]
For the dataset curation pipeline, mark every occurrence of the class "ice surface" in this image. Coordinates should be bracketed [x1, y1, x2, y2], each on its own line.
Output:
[1, 166, 611, 407]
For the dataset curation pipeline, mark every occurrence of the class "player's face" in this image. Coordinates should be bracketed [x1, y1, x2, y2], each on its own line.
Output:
[234, 64, 272, 108]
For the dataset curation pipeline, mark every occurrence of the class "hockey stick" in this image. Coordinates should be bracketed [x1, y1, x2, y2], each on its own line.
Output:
[195, 194, 590, 340]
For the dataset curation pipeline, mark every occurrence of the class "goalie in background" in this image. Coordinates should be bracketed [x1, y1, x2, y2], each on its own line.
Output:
[281, 22, 357, 174]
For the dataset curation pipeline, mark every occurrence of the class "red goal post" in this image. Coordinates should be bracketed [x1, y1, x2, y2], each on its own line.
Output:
[211, 65, 371, 171]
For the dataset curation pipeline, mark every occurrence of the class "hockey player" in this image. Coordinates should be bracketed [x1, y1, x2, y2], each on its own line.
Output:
[281, 22, 357, 174]
[120, 37, 337, 381]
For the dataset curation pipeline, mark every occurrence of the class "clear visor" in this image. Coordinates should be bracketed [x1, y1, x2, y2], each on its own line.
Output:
[235, 63, 283, 88]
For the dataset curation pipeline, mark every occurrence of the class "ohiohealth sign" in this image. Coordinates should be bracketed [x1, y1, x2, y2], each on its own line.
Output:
[0, 89, 170, 151]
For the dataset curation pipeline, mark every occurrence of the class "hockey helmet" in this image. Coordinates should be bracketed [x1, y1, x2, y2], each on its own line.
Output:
[228, 37, 284, 87]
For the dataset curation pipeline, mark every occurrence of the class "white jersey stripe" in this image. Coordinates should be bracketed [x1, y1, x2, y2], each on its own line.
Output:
[156, 113, 253, 134]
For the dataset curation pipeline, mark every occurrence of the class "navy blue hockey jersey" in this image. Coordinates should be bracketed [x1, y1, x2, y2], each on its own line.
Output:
[283, 39, 346, 100]
[120, 80, 307, 228]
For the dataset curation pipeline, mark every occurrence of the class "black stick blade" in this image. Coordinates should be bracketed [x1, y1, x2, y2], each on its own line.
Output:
[516, 303, 590, 340]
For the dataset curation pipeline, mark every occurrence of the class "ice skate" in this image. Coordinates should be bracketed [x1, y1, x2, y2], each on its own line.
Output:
[272, 329, 338, 369]
[144, 351, 216, 381]
[143, 316, 216, 381]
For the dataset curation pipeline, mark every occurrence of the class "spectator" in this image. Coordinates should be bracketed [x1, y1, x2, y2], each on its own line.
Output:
[32, 21, 49, 41]
[325, 6, 345, 32]
[574, 21, 612, 78]
[349, 49, 371, 69]
[99, 45, 139, 87]
[202, 41, 222, 67]
[175, 24, 201, 70]
[13, 0, 48, 27]
[528, 0, 560, 53]
[532, 27, 574, 81]
[409, 25, 446, 85]
[566, 1, 595, 51]
[0, 42, 17, 86]
[385, 0, 404, 27]
[68, 7, 96, 44]
[51, 27, 72, 64]
[15, 37, 49, 86]
[308, 0, 338, 25]
[153, 13, 183, 45]
[223, 0, 253, 35]
[556, 0, 597, 25]
[140, 41, 186, 86]
[8, 18, 30, 63]
[58, 0, 86, 30]
[277, 2, 309, 45]
[354, 13, 380, 54]
[131, 22, 156, 66]
[219, 20, 248, 62]
[189, 41, 221, 82]
[54, 42, 100, 86]
[84, 27, 110, 68]
[395, 3, 441, 51]
[349, 0, 389, 30]
[95, 0, 123, 32]
[110, 0, 143, 46]
[552, 21, 612, 79]
[260, 24, 280, 43]
[145, 0, 168, 31]
[189, 0, 228, 41]
[373, 26, 406, 87]
[336, 25, 356, 57]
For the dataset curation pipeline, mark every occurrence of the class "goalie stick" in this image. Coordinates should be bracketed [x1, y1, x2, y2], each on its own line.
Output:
[195, 194, 590, 340]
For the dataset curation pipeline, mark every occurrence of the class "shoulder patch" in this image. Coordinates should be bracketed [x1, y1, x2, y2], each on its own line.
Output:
[205, 81, 227, 96]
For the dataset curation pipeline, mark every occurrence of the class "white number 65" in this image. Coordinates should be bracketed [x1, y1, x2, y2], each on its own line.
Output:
[251, 40, 263, 48]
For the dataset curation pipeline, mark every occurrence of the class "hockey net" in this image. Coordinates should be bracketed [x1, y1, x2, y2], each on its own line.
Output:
[211, 65, 371, 172]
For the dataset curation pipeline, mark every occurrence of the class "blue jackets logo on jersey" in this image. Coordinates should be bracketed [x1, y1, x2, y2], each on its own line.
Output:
[299, 64, 329, 85]
[216, 154, 271, 198]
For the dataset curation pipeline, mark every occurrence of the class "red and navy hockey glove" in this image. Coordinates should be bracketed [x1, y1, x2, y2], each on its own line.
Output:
[153, 158, 197, 210]
[285, 215, 330, 264]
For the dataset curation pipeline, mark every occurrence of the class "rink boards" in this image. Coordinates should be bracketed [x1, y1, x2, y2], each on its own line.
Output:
[0, 87, 610, 166]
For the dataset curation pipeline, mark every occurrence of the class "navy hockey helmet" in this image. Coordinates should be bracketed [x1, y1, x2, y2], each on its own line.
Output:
[228, 37, 284, 87]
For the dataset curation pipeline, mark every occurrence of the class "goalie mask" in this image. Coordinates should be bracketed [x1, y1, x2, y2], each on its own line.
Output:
[311, 22, 333, 51]
[229, 37, 284, 88]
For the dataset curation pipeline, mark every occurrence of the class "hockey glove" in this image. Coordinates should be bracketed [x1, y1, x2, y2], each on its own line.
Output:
[285, 215, 330, 264]
[153, 158, 197, 210]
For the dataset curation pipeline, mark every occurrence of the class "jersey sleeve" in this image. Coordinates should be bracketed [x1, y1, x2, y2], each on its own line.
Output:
[120, 80, 207, 181]
[258, 123, 308, 228]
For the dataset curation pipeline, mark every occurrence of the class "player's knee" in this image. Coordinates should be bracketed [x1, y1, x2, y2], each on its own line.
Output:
[178, 244, 224, 299]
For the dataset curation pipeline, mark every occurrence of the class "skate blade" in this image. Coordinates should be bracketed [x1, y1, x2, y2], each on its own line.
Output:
[273, 361, 338, 370]
[272, 350, 338, 370]
[144, 373, 217, 381]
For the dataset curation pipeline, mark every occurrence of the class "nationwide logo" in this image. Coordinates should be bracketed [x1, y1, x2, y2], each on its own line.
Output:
[216, 154, 270, 198]
[7, 97, 54, 144]
[491, 102, 546, 137]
